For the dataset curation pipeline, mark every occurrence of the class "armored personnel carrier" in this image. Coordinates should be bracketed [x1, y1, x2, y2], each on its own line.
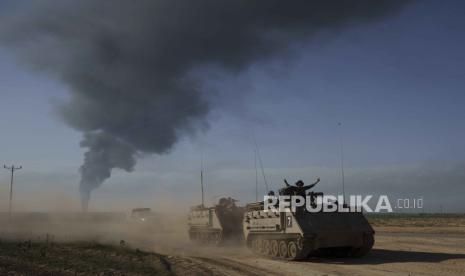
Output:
[243, 180, 374, 260]
[188, 197, 245, 245]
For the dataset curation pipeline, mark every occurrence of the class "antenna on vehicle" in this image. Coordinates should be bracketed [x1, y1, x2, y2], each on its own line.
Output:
[254, 149, 258, 202]
[253, 133, 269, 194]
[201, 154, 205, 207]
[338, 122, 346, 204]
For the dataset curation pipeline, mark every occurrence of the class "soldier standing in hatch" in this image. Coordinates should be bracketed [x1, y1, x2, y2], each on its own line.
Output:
[279, 178, 320, 214]
[279, 177, 320, 196]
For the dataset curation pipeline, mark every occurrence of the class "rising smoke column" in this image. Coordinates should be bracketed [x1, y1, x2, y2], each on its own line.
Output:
[79, 132, 136, 211]
[0, 0, 409, 210]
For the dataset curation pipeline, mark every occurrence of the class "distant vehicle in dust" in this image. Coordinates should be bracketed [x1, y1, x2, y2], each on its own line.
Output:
[243, 178, 375, 260]
[127, 208, 164, 233]
[188, 197, 245, 245]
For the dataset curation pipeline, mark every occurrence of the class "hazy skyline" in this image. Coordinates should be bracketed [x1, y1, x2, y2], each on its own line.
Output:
[0, 0, 464, 212]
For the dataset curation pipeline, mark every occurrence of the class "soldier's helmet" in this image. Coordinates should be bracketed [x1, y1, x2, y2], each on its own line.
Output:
[295, 180, 304, 187]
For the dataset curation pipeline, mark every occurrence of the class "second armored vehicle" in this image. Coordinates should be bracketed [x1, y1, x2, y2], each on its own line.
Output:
[188, 197, 245, 245]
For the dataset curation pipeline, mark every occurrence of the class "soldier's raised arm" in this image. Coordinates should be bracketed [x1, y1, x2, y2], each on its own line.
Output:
[284, 179, 291, 187]
[303, 177, 320, 191]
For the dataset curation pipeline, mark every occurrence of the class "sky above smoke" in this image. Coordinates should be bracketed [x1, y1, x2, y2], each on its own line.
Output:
[0, 0, 464, 212]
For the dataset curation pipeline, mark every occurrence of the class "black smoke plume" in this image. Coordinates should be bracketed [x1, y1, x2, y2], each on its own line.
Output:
[0, 0, 409, 210]
[79, 132, 136, 211]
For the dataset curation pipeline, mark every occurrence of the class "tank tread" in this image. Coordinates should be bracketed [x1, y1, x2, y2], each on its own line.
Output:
[247, 233, 374, 260]
[247, 234, 312, 260]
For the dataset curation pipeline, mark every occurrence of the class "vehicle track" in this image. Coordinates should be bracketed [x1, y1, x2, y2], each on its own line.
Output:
[167, 255, 283, 276]
[165, 231, 465, 276]
[192, 256, 284, 276]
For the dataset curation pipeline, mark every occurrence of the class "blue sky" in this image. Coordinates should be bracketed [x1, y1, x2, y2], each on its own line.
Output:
[0, 0, 464, 212]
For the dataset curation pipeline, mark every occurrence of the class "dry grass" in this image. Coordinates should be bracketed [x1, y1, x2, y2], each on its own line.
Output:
[0, 238, 173, 276]
[367, 213, 465, 227]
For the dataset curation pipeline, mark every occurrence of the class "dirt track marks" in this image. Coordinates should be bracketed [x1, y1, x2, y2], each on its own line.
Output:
[168, 255, 283, 276]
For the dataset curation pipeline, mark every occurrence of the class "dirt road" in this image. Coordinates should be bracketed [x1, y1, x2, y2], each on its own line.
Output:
[162, 229, 465, 276]
[2, 214, 465, 275]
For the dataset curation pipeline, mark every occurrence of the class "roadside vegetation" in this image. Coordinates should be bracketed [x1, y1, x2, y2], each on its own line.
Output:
[0, 238, 173, 276]
[367, 213, 465, 227]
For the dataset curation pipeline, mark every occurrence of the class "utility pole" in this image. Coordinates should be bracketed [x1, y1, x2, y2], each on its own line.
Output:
[4, 165, 22, 220]
[338, 122, 346, 204]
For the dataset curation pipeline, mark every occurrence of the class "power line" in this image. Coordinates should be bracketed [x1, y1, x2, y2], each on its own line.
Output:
[3, 164, 22, 220]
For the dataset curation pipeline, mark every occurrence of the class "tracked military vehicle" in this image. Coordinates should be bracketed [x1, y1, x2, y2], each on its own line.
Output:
[188, 197, 245, 245]
[243, 179, 374, 260]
